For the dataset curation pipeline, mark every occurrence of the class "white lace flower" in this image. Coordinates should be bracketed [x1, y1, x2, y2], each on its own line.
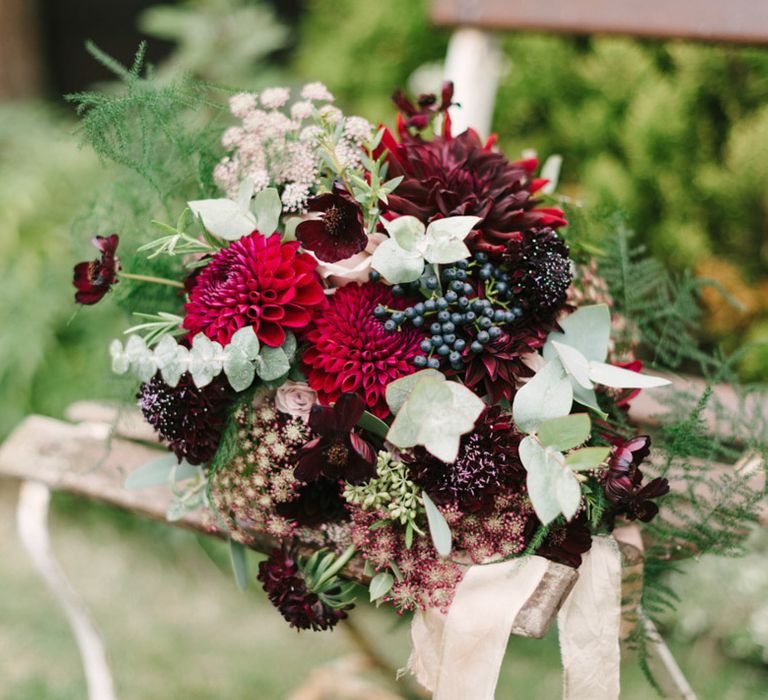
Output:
[301, 81, 334, 102]
[260, 87, 291, 109]
[229, 92, 258, 118]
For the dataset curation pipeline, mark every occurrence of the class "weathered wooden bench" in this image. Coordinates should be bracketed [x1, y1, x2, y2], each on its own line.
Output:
[3, 3, 768, 698]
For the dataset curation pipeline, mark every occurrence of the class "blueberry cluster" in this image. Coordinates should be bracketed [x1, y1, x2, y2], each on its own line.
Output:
[372, 258, 524, 371]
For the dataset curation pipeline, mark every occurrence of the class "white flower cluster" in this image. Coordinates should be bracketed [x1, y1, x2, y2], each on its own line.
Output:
[214, 83, 373, 212]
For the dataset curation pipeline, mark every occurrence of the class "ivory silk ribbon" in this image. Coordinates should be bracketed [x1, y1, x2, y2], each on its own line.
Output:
[408, 536, 622, 700]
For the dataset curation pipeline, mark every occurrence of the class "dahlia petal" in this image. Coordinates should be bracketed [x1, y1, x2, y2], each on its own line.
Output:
[258, 321, 286, 348]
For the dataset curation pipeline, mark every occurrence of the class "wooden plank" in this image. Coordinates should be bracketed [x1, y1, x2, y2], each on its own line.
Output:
[431, 0, 768, 45]
[0, 413, 577, 639]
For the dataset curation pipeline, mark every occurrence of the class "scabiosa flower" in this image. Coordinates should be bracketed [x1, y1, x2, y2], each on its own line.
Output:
[503, 227, 573, 314]
[302, 283, 425, 417]
[295, 393, 376, 485]
[72, 234, 120, 305]
[376, 119, 566, 257]
[257, 548, 353, 631]
[137, 373, 233, 465]
[296, 184, 367, 263]
[183, 231, 326, 347]
[408, 407, 526, 514]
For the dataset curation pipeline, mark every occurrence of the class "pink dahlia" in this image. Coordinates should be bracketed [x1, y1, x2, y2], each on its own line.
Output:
[302, 283, 425, 418]
[183, 231, 326, 347]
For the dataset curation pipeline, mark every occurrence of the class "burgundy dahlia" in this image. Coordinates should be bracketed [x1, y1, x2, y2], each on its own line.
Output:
[257, 548, 351, 631]
[295, 393, 376, 485]
[503, 227, 573, 314]
[408, 407, 526, 514]
[302, 283, 425, 418]
[73, 234, 120, 305]
[296, 184, 367, 263]
[183, 231, 326, 347]
[376, 123, 566, 257]
[137, 373, 233, 465]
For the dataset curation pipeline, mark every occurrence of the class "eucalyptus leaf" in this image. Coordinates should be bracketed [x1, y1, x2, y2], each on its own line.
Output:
[588, 361, 671, 389]
[543, 304, 611, 363]
[565, 447, 611, 471]
[124, 454, 197, 490]
[551, 341, 593, 390]
[189, 334, 224, 387]
[187, 197, 255, 240]
[519, 437, 562, 525]
[166, 497, 189, 522]
[369, 571, 394, 602]
[382, 215, 425, 252]
[422, 491, 452, 557]
[110, 339, 130, 374]
[357, 411, 390, 439]
[555, 469, 582, 520]
[512, 359, 573, 434]
[370, 238, 424, 283]
[257, 345, 290, 381]
[229, 540, 248, 592]
[223, 352, 256, 392]
[253, 187, 281, 234]
[385, 369, 443, 415]
[537, 414, 591, 452]
[229, 326, 260, 358]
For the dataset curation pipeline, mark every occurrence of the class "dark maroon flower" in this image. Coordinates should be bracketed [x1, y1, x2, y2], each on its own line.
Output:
[296, 184, 367, 263]
[137, 372, 234, 465]
[408, 407, 526, 514]
[503, 227, 573, 314]
[533, 516, 593, 568]
[391, 81, 455, 131]
[375, 124, 566, 258]
[604, 476, 670, 522]
[295, 393, 376, 484]
[183, 230, 326, 348]
[257, 548, 352, 631]
[73, 234, 120, 304]
[277, 477, 349, 526]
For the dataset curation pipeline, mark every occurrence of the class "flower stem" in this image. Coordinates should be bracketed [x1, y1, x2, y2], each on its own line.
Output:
[121, 272, 184, 288]
[314, 544, 356, 588]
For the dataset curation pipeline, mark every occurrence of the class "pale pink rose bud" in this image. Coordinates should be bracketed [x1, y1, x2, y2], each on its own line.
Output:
[274, 381, 318, 421]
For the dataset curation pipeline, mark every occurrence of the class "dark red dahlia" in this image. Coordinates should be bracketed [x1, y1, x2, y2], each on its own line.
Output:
[183, 231, 326, 347]
[503, 227, 573, 314]
[257, 548, 352, 631]
[72, 234, 120, 304]
[408, 407, 526, 514]
[376, 124, 566, 256]
[295, 393, 376, 485]
[302, 283, 425, 418]
[137, 372, 234, 465]
[296, 184, 367, 263]
[533, 515, 593, 568]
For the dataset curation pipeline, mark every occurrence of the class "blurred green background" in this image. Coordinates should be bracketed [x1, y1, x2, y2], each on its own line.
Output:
[1, 0, 767, 697]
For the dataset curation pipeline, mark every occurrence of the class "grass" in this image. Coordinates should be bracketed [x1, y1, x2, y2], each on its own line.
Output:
[0, 485, 766, 699]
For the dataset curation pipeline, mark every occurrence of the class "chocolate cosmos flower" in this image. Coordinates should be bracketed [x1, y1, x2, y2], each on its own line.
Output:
[72, 234, 120, 304]
[391, 81, 455, 130]
[296, 184, 367, 263]
[295, 393, 376, 484]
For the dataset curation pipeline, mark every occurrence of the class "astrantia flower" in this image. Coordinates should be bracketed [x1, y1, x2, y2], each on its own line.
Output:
[183, 231, 326, 347]
[302, 283, 425, 417]
[376, 125, 566, 257]
[296, 184, 367, 263]
[257, 548, 352, 631]
[408, 407, 526, 514]
[295, 393, 376, 484]
[137, 372, 233, 465]
[72, 234, 120, 305]
[503, 227, 573, 314]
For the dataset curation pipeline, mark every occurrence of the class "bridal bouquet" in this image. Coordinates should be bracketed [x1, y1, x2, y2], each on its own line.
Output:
[71, 66, 762, 699]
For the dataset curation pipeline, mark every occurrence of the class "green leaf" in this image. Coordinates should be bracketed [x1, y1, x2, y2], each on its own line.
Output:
[382, 215, 425, 252]
[385, 369, 443, 415]
[229, 326, 260, 358]
[369, 571, 394, 602]
[565, 446, 611, 471]
[519, 437, 562, 525]
[537, 414, 591, 452]
[423, 237, 470, 265]
[229, 540, 248, 592]
[257, 346, 290, 381]
[555, 469, 582, 520]
[370, 237, 424, 284]
[422, 491, 452, 557]
[513, 359, 573, 434]
[357, 410, 390, 439]
[253, 187, 282, 234]
[223, 352, 256, 392]
[543, 304, 611, 363]
[124, 454, 197, 489]
[187, 197, 255, 240]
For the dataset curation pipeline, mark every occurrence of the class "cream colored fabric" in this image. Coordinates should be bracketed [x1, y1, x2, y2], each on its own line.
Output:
[557, 535, 622, 700]
[409, 555, 551, 700]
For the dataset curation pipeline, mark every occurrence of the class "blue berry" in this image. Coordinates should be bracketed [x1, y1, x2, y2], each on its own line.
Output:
[456, 259, 469, 270]
[424, 299, 436, 312]
[504, 310, 516, 323]
[412, 317, 424, 327]
[443, 333, 457, 345]
[414, 302, 425, 315]
[373, 304, 387, 318]
[495, 281, 508, 294]
[449, 351, 461, 363]
[413, 355, 427, 368]
[437, 345, 450, 357]
[479, 268, 492, 281]
[465, 311, 477, 323]
[493, 309, 506, 322]
[482, 307, 495, 318]
[436, 297, 449, 310]
[477, 330, 490, 344]
[430, 322, 442, 335]
[445, 290, 458, 303]
[456, 270, 467, 281]
[384, 319, 397, 332]
[470, 341, 483, 353]
[489, 326, 502, 339]
[420, 339, 432, 353]
[431, 335, 444, 347]
[478, 316, 493, 330]
[425, 276, 439, 290]
[405, 307, 417, 319]
[474, 252, 488, 263]
[457, 297, 469, 309]
[391, 311, 404, 324]
[392, 285, 404, 296]
[454, 338, 467, 352]
[450, 280, 464, 293]
[442, 268, 457, 281]
[369, 270, 382, 282]
[441, 322, 456, 334]
[462, 283, 474, 296]
[427, 357, 441, 369]
[437, 310, 451, 322]
[450, 312, 463, 325]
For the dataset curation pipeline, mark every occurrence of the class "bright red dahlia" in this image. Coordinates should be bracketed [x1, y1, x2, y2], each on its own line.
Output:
[183, 231, 326, 347]
[302, 283, 425, 418]
[376, 124, 566, 256]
